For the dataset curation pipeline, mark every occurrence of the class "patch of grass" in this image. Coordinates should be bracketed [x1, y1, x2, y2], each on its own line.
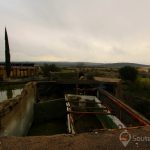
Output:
[124, 77, 150, 99]
[136, 77, 150, 88]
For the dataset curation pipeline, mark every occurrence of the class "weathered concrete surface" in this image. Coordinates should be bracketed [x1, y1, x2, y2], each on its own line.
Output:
[34, 99, 66, 123]
[0, 82, 36, 136]
[0, 126, 150, 150]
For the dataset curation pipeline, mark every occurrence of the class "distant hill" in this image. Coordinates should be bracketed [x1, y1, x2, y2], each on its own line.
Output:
[97, 63, 150, 68]
[34, 62, 150, 68]
[0, 61, 149, 68]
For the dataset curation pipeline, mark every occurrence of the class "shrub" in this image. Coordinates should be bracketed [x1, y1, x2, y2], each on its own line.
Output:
[41, 64, 61, 77]
[119, 66, 138, 81]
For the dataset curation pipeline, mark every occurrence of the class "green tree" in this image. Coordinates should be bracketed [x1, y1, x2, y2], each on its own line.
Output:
[119, 66, 138, 81]
[41, 64, 61, 77]
[5, 28, 11, 78]
[49, 64, 61, 72]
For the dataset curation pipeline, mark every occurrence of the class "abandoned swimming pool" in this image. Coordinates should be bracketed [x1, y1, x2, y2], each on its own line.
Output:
[0, 82, 149, 137]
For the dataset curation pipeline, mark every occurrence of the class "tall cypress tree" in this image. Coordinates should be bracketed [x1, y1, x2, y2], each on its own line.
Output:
[5, 27, 11, 78]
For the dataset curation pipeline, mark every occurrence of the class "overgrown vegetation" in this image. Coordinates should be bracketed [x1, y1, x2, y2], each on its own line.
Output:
[124, 77, 150, 98]
[136, 77, 150, 91]
[121, 77, 150, 120]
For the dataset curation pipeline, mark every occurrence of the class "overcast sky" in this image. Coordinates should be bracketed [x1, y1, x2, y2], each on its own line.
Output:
[0, 0, 150, 64]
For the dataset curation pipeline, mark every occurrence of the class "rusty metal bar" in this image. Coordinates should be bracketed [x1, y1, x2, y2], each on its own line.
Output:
[68, 105, 108, 110]
[67, 110, 111, 115]
[66, 100, 101, 104]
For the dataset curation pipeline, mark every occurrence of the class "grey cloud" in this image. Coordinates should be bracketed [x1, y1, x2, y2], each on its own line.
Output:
[111, 46, 127, 56]
[0, 0, 150, 64]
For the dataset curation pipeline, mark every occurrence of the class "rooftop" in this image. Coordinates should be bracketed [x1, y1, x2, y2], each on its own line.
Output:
[94, 77, 121, 84]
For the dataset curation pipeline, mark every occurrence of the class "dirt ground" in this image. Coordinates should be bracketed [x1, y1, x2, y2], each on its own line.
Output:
[0, 126, 150, 150]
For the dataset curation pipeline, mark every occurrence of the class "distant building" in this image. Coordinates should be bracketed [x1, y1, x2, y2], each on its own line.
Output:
[137, 67, 150, 78]
[0, 62, 39, 80]
[137, 67, 150, 73]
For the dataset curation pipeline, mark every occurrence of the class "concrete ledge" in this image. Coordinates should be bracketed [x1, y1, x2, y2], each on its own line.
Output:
[0, 126, 150, 150]
[0, 82, 36, 136]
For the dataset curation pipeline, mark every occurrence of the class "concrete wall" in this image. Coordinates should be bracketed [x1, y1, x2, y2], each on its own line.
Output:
[33, 99, 67, 124]
[0, 82, 36, 136]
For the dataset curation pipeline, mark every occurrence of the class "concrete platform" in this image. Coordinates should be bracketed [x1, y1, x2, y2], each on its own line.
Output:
[0, 126, 150, 150]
